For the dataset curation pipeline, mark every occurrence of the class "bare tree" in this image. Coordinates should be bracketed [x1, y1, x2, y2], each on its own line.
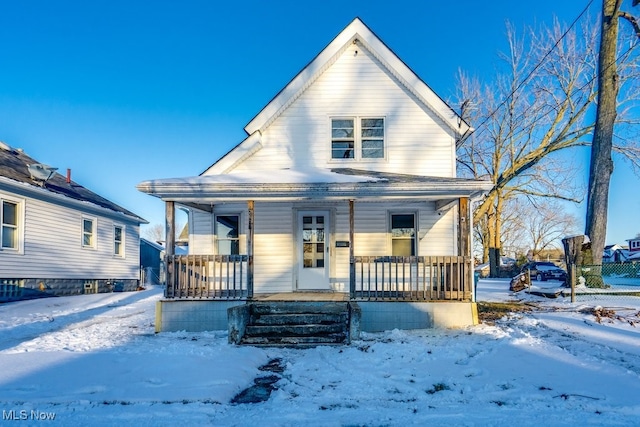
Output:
[585, 0, 640, 273]
[143, 224, 165, 242]
[142, 222, 186, 243]
[522, 200, 579, 257]
[457, 15, 640, 277]
[457, 19, 597, 276]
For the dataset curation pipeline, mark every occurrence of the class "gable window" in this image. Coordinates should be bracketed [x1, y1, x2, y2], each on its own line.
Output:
[82, 217, 96, 249]
[114, 225, 124, 257]
[390, 213, 416, 256]
[1, 199, 20, 251]
[361, 118, 384, 158]
[215, 215, 240, 255]
[331, 119, 355, 158]
[331, 117, 385, 160]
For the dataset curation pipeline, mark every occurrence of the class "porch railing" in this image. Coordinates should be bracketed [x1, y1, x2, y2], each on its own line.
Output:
[166, 255, 251, 299]
[351, 256, 473, 301]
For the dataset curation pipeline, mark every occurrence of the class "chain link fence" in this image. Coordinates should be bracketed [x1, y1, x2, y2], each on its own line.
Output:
[569, 263, 640, 304]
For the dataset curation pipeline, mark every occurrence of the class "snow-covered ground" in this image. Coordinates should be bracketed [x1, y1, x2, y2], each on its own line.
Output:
[1, 279, 639, 426]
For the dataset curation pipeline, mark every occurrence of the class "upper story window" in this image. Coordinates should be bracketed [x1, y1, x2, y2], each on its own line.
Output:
[331, 117, 385, 160]
[82, 216, 96, 249]
[114, 225, 124, 257]
[215, 214, 240, 255]
[1, 198, 21, 251]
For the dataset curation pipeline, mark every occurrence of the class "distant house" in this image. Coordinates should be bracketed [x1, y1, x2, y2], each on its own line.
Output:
[0, 143, 147, 301]
[628, 237, 640, 253]
[138, 18, 492, 338]
[603, 244, 629, 263]
[140, 238, 164, 285]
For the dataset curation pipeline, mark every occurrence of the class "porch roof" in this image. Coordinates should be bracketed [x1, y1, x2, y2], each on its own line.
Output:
[138, 168, 492, 205]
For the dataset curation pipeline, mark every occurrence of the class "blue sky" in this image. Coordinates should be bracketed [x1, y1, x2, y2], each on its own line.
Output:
[1, 0, 638, 244]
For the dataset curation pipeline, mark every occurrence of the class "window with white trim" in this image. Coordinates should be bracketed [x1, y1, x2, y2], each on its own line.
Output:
[114, 225, 124, 257]
[215, 214, 240, 255]
[82, 217, 96, 249]
[1, 198, 21, 251]
[390, 213, 416, 256]
[331, 117, 385, 160]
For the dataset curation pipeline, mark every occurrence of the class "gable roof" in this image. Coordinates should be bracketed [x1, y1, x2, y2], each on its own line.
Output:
[0, 143, 146, 223]
[202, 17, 468, 176]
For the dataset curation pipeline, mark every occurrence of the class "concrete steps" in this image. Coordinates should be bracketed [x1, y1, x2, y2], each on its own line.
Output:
[237, 302, 351, 347]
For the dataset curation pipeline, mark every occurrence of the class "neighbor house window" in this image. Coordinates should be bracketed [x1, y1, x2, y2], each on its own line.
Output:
[82, 217, 96, 249]
[114, 225, 124, 257]
[1, 199, 20, 250]
[331, 117, 384, 160]
[215, 215, 240, 255]
[391, 213, 416, 256]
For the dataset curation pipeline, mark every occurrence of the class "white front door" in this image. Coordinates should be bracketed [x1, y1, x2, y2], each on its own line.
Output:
[297, 211, 330, 290]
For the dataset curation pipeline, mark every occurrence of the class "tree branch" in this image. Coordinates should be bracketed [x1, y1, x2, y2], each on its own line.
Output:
[618, 11, 640, 39]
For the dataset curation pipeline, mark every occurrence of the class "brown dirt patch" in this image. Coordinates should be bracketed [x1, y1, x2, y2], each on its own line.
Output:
[477, 302, 535, 325]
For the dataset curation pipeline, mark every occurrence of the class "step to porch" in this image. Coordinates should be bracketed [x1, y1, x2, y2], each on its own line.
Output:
[238, 302, 351, 347]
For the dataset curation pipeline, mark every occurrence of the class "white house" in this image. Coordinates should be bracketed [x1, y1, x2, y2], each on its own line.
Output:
[0, 143, 147, 301]
[138, 18, 492, 340]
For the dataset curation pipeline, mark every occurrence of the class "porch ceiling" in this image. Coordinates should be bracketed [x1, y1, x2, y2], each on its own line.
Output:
[137, 168, 493, 204]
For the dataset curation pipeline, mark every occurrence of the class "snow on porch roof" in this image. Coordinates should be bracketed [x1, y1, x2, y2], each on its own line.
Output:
[137, 168, 493, 202]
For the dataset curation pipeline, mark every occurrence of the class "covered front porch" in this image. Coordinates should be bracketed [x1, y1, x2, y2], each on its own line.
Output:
[139, 168, 492, 334]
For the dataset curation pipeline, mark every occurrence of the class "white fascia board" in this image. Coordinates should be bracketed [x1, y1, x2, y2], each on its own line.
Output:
[201, 132, 263, 175]
[244, 18, 468, 137]
[137, 180, 494, 203]
[0, 177, 146, 224]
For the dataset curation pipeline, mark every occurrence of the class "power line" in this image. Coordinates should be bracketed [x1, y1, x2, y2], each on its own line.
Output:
[462, 0, 595, 142]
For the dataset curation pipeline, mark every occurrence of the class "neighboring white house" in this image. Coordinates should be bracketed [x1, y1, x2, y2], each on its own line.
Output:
[0, 143, 147, 301]
[138, 18, 493, 334]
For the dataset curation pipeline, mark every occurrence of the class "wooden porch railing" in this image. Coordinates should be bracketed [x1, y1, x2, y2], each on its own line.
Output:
[166, 255, 251, 299]
[351, 256, 473, 301]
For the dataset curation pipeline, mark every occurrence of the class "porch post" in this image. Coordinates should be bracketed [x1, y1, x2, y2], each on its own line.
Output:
[458, 197, 472, 299]
[349, 199, 355, 297]
[165, 201, 175, 298]
[247, 200, 254, 298]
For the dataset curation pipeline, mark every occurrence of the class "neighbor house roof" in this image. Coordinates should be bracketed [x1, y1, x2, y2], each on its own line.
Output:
[0, 143, 146, 223]
[202, 17, 469, 176]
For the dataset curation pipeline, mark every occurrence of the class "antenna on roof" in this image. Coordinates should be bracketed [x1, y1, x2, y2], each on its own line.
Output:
[28, 164, 58, 187]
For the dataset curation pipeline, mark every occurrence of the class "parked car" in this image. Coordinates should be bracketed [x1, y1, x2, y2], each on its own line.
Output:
[520, 261, 567, 282]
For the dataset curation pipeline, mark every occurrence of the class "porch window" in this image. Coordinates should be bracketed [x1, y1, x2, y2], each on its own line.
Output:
[1, 200, 19, 250]
[391, 213, 416, 256]
[82, 217, 96, 249]
[216, 215, 240, 255]
[114, 225, 124, 257]
[331, 119, 355, 158]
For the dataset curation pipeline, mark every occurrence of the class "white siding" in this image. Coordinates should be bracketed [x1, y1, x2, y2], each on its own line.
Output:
[231, 42, 456, 177]
[194, 201, 457, 294]
[0, 192, 140, 279]
[253, 202, 295, 293]
[190, 209, 213, 254]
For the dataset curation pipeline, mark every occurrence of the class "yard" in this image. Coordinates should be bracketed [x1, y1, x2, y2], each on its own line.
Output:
[0, 279, 639, 426]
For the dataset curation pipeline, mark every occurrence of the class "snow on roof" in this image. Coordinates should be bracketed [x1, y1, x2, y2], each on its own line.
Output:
[146, 168, 383, 186]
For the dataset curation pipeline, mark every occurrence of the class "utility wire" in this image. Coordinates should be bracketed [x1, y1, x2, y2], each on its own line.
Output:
[462, 0, 595, 142]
